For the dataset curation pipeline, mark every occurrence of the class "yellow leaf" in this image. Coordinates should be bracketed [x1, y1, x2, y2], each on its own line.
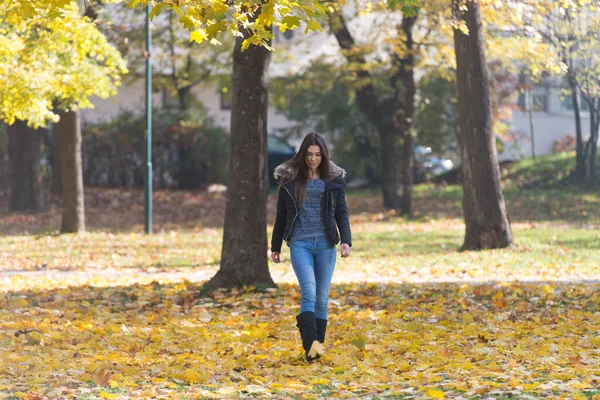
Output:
[427, 388, 445, 398]
[508, 377, 520, 387]
[184, 369, 205, 384]
[190, 29, 208, 44]
[572, 381, 592, 390]
[542, 284, 554, 295]
[488, 361, 500, 372]
[523, 382, 541, 390]
[99, 392, 119, 399]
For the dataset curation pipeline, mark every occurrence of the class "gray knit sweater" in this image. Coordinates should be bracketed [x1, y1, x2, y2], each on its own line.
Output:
[290, 179, 326, 243]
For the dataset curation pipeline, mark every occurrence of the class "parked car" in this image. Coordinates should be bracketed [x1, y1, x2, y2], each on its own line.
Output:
[413, 145, 454, 183]
[268, 134, 296, 186]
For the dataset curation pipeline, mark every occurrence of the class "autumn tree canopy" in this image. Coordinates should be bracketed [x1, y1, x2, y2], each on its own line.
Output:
[0, 2, 128, 127]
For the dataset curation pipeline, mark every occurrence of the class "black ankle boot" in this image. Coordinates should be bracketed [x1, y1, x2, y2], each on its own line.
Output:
[316, 318, 327, 344]
[296, 311, 322, 361]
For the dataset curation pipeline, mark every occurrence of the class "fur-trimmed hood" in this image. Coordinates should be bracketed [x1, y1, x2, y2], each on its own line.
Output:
[274, 161, 346, 184]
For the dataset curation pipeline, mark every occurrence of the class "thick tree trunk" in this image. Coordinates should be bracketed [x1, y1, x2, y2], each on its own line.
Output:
[7, 120, 44, 212]
[57, 110, 85, 233]
[453, 0, 513, 250]
[204, 22, 275, 290]
[398, 15, 417, 216]
[400, 133, 413, 215]
[567, 73, 585, 181]
[584, 98, 599, 182]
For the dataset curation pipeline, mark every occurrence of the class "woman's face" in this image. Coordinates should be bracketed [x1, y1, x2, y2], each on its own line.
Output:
[306, 145, 322, 170]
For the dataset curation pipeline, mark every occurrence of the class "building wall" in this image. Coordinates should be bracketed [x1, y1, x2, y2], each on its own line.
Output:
[508, 85, 593, 158]
[81, 80, 297, 139]
[511, 111, 590, 157]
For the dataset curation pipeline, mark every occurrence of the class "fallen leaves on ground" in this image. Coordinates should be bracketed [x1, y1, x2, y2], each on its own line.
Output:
[1, 281, 600, 398]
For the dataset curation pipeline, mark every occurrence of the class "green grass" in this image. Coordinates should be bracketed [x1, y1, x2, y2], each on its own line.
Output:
[0, 151, 599, 282]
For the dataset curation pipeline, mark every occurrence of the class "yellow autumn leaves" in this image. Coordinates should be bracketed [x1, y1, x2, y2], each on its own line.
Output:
[2, 280, 600, 398]
[0, 2, 128, 128]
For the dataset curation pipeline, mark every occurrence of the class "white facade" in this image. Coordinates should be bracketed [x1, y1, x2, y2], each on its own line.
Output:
[509, 86, 592, 158]
[81, 81, 294, 133]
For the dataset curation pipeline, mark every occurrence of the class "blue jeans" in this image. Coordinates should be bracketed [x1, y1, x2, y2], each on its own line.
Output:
[290, 237, 336, 320]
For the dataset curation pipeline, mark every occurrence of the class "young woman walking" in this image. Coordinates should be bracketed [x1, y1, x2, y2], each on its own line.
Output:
[270, 132, 352, 361]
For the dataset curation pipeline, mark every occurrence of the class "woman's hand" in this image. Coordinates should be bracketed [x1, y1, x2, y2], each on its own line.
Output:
[341, 243, 351, 258]
[271, 252, 281, 263]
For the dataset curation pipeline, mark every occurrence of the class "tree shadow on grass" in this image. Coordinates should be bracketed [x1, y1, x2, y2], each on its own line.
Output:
[2, 279, 599, 398]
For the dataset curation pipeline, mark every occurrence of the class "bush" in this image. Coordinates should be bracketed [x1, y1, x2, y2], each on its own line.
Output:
[553, 134, 577, 153]
[82, 108, 229, 188]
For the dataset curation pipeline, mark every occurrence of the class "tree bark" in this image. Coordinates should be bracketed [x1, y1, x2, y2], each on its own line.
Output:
[376, 122, 403, 210]
[584, 97, 599, 182]
[453, 0, 513, 250]
[203, 21, 275, 290]
[58, 110, 86, 233]
[567, 73, 585, 181]
[8, 120, 44, 212]
[398, 15, 417, 216]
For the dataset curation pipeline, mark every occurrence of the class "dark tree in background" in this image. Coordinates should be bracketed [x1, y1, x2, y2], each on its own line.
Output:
[204, 20, 276, 290]
[57, 110, 85, 233]
[8, 120, 44, 212]
[328, 9, 417, 215]
[453, 0, 513, 250]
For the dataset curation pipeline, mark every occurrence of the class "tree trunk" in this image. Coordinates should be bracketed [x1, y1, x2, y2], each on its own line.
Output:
[398, 15, 417, 216]
[400, 133, 413, 215]
[584, 98, 599, 182]
[203, 22, 275, 290]
[377, 125, 403, 210]
[7, 120, 44, 212]
[568, 73, 585, 180]
[453, 0, 513, 250]
[58, 110, 85, 233]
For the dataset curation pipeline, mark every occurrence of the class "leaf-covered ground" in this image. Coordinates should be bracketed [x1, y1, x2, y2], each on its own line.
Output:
[1, 172, 600, 398]
[2, 280, 600, 399]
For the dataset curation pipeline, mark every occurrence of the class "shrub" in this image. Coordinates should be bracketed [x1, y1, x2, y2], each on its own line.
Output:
[82, 108, 229, 188]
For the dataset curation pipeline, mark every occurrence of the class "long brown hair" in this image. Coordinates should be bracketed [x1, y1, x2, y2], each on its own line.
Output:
[284, 133, 330, 204]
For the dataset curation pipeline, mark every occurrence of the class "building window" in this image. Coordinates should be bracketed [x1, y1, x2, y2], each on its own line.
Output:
[560, 91, 590, 112]
[532, 92, 548, 112]
[518, 91, 526, 111]
[518, 86, 549, 112]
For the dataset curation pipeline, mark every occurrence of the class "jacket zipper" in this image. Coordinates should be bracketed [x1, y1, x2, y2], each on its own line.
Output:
[282, 185, 298, 242]
[330, 191, 340, 243]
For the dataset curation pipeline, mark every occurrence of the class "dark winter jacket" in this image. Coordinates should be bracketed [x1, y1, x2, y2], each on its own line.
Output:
[270, 161, 352, 253]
